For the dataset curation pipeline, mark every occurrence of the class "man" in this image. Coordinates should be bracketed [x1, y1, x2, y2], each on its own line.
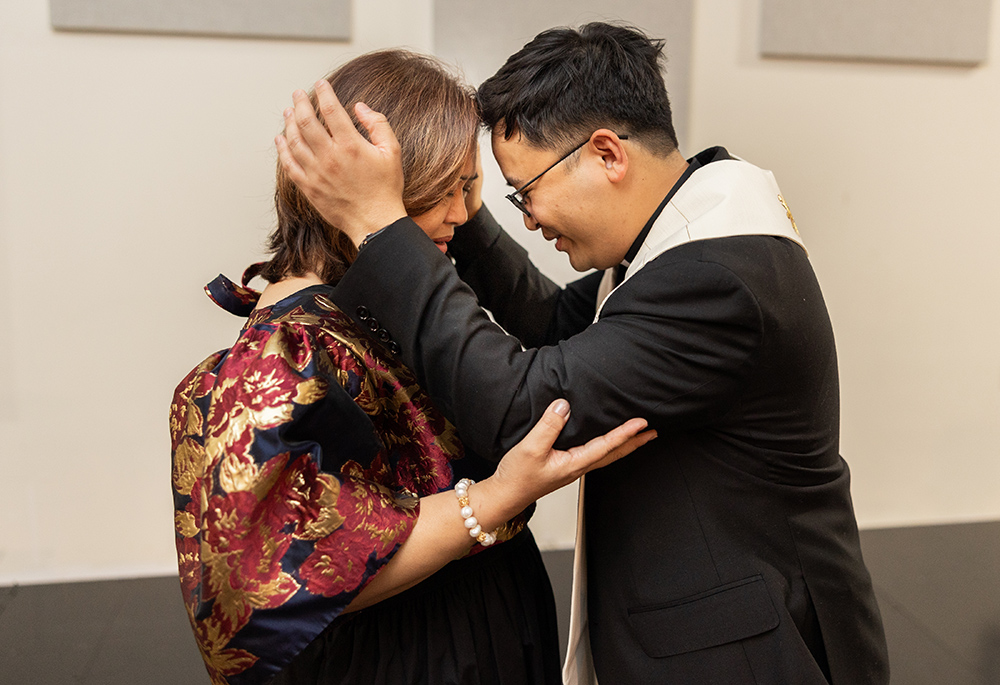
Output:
[276, 22, 889, 684]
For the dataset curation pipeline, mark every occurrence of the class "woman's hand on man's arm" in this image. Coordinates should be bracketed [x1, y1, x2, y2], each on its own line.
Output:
[344, 399, 655, 611]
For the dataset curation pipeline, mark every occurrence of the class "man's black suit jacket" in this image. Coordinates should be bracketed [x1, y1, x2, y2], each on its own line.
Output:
[332, 199, 889, 683]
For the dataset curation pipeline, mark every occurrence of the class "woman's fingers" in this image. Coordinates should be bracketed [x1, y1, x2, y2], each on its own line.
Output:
[511, 399, 572, 459]
[580, 427, 657, 472]
[492, 405, 654, 507]
[566, 418, 654, 473]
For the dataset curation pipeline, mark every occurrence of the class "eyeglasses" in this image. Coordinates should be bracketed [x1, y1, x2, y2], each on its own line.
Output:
[505, 134, 629, 217]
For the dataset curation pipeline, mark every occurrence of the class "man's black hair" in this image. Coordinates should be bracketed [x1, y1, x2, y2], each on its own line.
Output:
[476, 22, 678, 155]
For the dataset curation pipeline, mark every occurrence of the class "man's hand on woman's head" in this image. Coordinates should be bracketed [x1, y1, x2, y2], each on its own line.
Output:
[275, 80, 408, 246]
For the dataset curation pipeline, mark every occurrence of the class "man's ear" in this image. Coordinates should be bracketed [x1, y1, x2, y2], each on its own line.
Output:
[589, 129, 628, 183]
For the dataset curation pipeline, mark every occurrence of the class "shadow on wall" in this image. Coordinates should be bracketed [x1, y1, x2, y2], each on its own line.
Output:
[980, 624, 1000, 683]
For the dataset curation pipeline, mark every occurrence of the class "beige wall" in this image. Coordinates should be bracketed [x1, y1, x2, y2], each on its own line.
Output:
[687, 0, 1000, 528]
[1, 0, 997, 585]
[0, 0, 432, 585]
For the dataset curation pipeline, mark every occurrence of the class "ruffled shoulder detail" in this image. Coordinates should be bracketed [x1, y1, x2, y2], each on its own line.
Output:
[204, 264, 266, 318]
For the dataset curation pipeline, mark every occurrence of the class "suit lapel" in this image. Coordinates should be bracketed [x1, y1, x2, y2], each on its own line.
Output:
[595, 159, 806, 320]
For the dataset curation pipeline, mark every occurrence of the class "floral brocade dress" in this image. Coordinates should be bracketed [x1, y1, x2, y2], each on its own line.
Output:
[170, 273, 561, 685]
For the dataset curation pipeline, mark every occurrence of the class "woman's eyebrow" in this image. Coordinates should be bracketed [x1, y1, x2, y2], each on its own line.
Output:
[461, 173, 479, 181]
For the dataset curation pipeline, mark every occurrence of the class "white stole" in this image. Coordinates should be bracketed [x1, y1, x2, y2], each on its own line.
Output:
[561, 157, 805, 685]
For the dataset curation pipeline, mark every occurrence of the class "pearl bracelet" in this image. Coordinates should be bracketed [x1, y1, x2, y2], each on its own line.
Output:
[455, 478, 497, 547]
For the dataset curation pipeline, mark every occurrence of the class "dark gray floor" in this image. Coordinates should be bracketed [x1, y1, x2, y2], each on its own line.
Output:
[1, 520, 997, 684]
[858, 521, 1000, 685]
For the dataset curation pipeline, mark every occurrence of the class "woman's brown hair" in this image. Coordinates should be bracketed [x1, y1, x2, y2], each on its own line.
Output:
[261, 49, 478, 284]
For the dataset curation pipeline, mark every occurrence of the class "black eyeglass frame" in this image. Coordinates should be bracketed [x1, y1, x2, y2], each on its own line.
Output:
[504, 134, 629, 217]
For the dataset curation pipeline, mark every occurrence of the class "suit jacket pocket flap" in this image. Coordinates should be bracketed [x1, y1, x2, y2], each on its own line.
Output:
[627, 574, 779, 658]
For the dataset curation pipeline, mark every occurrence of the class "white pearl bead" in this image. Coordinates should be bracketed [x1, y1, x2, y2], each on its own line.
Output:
[455, 487, 467, 497]
[464, 516, 478, 529]
[460, 506, 474, 518]
[469, 525, 482, 537]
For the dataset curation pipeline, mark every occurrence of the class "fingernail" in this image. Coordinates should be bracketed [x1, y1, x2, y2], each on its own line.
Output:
[315, 80, 326, 89]
[283, 108, 293, 118]
[355, 101, 371, 114]
[553, 399, 570, 417]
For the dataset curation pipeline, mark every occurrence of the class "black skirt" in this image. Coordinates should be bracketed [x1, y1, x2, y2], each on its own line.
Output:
[269, 528, 561, 685]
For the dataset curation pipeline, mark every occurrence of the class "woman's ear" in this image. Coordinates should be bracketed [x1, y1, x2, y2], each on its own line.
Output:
[589, 129, 628, 182]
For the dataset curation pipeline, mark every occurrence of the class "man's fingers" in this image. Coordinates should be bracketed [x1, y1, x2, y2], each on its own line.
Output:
[354, 102, 401, 157]
[275, 133, 307, 184]
[281, 105, 317, 167]
[314, 80, 358, 138]
[292, 88, 332, 152]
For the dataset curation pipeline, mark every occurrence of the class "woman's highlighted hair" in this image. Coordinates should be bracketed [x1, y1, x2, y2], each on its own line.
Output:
[265, 49, 478, 284]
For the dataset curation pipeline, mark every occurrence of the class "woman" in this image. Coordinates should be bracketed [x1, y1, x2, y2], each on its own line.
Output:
[170, 50, 653, 685]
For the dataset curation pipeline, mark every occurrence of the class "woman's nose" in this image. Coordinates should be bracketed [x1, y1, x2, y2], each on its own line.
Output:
[446, 192, 468, 226]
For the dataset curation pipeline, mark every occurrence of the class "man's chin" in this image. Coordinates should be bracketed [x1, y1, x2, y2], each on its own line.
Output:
[556, 244, 595, 272]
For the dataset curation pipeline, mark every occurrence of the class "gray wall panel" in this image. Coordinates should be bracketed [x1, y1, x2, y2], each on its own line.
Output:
[50, 0, 351, 41]
[760, 0, 991, 66]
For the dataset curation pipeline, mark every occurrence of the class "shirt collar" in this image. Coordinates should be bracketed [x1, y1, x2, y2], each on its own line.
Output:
[622, 146, 733, 265]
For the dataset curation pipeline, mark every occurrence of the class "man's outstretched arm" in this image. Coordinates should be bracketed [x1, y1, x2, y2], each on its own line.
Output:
[279, 85, 761, 460]
[332, 217, 761, 460]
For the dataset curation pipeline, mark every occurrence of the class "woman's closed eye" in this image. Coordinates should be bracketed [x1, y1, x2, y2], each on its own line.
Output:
[444, 180, 475, 200]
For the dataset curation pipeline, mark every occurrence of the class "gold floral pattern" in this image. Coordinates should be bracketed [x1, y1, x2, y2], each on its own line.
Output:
[171, 283, 463, 685]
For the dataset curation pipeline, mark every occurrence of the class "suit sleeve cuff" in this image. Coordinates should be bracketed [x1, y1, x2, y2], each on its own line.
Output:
[448, 204, 503, 266]
[356, 215, 416, 252]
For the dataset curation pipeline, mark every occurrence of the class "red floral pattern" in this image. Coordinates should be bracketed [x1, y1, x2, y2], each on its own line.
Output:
[171, 288, 462, 685]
